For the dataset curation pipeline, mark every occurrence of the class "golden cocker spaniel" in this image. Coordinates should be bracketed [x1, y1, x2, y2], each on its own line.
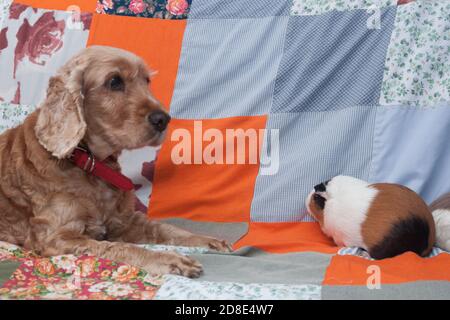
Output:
[0, 46, 230, 277]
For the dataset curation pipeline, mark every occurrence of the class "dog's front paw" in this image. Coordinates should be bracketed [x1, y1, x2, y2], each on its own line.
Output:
[144, 251, 203, 278]
[206, 238, 233, 252]
[186, 236, 233, 253]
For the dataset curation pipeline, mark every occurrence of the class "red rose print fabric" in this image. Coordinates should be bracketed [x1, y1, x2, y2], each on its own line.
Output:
[0, 3, 92, 105]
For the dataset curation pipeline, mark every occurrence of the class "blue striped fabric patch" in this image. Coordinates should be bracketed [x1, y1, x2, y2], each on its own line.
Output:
[189, 0, 290, 19]
[250, 106, 376, 222]
[272, 7, 396, 113]
[169, 17, 288, 119]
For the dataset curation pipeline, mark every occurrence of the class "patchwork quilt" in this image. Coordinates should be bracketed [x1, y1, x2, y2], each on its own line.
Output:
[0, 0, 449, 299]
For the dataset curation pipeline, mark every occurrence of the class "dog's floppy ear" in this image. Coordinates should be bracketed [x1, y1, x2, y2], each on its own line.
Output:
[35, 64, 86, 159]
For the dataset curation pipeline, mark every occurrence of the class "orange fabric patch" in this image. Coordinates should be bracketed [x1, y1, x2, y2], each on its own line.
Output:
[87, 14, 186, 107]
[148, 116, 267, 223]
[323, 252, 450, 285]
[234, 222, 338, 254]
[14, 0, 97, 12]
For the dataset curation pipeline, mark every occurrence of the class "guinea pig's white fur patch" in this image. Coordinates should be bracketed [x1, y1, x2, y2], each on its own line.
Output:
[432, 209, 450, 251]
[315, 176, 378, 249]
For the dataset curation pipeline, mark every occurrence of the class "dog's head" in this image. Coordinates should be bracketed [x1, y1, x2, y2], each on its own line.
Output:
[35, 45, 170, 160]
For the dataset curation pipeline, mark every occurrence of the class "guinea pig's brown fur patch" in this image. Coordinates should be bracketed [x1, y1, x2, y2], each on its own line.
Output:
[308, 194, 325, 226]
[361, 183, 435, 259]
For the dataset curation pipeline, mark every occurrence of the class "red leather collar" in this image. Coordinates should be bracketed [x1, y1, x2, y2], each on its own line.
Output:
[70, 147, 134, 192]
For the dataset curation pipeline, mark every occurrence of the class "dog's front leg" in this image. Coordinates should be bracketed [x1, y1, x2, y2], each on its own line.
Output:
[29, 194, 203, 277]
[108, 211, 232, 252]
[49, 237, 203, 277]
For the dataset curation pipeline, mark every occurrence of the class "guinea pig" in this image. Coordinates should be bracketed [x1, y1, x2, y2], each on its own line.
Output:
[305, 175, 436, 259]
[430, 193, 450, 252]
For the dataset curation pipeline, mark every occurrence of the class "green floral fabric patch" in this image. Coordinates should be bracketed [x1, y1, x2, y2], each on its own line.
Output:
[0, 102, 36, 133]
[0, 261, 20, 287]
[380, 0, 450, 106]
[291, 0, 396, 16]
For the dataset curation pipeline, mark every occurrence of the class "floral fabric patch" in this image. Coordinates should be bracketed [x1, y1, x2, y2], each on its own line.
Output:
[96, 0, 191, 19]
[0, 242, 38, 263]
[0, 102, 36, 133]
[0, 241, 162, 300]
[0, 0, 12, 29]
[290, 0, 397, 16]
[0, 3, 92, 105]
[155, 275, 322, 300]
[380, 0, 450, 106]
[139, 244, 209, 255]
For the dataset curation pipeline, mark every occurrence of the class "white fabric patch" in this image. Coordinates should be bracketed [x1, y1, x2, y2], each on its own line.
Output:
[118, 147, 157, 211]
[155, 275, 321, 300]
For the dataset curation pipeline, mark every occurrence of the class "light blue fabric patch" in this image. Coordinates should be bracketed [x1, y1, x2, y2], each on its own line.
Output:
[272, 7, 396, 113]
[189, 0, 290, 19]
[251, 106, 376, 222]
[169, 17, 288, 119]
[155, 275, 321, 300]
[369, 103, 450, 204]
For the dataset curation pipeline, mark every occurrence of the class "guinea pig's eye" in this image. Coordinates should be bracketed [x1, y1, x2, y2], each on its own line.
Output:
[109, 76, 125, 91]
[145, 76, 150, 84]
[313, 193, 326, 210]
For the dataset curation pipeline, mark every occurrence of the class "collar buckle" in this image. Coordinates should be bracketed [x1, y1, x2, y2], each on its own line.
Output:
[71, 146, 95, 173]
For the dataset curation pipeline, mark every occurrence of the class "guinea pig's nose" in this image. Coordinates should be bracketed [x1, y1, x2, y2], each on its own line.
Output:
[149, 110, 171, 132]
[314, 183, 327, 192]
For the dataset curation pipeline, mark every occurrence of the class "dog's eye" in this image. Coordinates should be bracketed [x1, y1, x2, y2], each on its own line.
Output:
[313, 194, 326, 210]
[145, 76, 150, 84]
[109, 76, 125, 91]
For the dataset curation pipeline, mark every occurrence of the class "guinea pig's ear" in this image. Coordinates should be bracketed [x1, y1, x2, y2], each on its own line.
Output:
[35, 65, 86, 159]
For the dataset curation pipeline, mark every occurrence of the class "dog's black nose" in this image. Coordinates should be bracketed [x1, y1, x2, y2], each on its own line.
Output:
[314, 183, 327, 192]
[149, 111, 171, 132]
